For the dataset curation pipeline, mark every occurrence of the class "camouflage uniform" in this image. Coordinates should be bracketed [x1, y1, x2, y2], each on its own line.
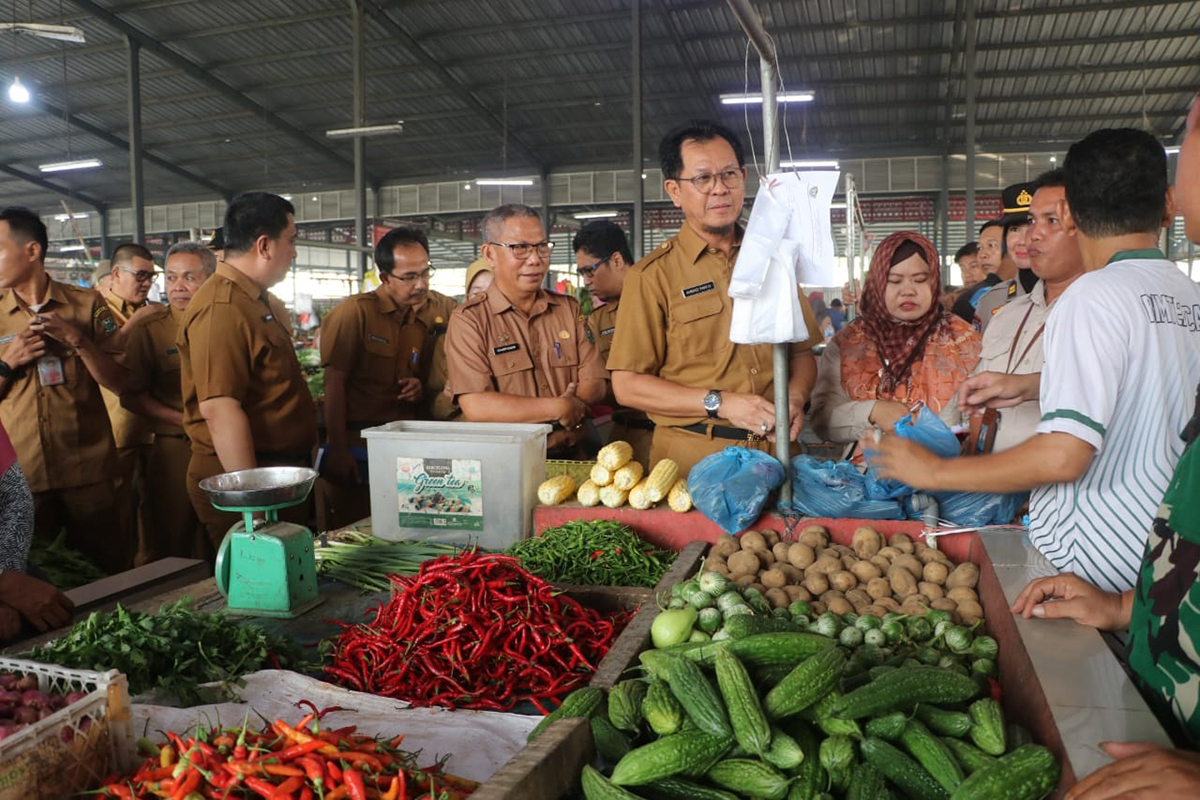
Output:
[1126, 385, 1200, 746]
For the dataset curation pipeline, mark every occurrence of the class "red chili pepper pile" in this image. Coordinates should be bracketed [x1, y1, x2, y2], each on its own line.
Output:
[323, 551, 632, 710]
[95, 704, 478, 799]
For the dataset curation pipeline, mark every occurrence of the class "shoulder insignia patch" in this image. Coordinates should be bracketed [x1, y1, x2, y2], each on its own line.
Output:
[1007, 282, 1018, 297]
[94, 306, 118, 334]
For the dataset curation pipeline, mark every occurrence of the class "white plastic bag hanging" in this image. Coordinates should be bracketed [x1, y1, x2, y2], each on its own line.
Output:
[729, 170, 840, 344]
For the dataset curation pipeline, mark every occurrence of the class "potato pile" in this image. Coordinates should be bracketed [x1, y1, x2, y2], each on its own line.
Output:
[704, 525, 983, 625]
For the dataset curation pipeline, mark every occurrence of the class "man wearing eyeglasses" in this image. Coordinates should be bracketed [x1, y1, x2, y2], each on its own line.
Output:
[319, 226, 446, 527]
[573, 220, 654, 465]
[607, 119, 823, 476]
[99, 242, 160, 569]
[445, 204, 607, 456]
[120, 241, 215, 562]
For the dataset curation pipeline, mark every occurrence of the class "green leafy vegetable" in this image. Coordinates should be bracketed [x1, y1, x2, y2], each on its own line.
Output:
[314, 532, 460, 592]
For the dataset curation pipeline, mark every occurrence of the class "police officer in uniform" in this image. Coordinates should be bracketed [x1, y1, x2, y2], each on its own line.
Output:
[121, 242, 215, 561]
[573, 220, 654, 464]
[177, 193, 317, 547]
[444, 204, 606, 456]
[975, 182, 1037, 331]
[606, 120, 822, 476]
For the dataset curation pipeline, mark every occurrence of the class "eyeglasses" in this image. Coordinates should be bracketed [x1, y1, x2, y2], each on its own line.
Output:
[388, 267, 434, 284]
[675, 168, 745, 193]
[489, 240, 554, 260]
[577, 256, 610, 278]
[165, 272, 206, 285]
[117, 266, 156, 283]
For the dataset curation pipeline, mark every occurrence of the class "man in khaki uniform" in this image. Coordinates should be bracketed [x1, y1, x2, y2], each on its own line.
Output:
[445, 204, 607, 456]
[573, 220, 654, 465]
[0, 207, 130, 574]
[121, 242, 215, 561]
[100, 243, 158, 565]
[608, 120, 822, 476]
[178, 193, 318, 547]
[319, 227, 451, 527]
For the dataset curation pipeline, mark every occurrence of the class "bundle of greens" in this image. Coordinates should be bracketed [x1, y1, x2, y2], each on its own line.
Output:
[508, 519, 673, 588]
[314, 531, 459, 592]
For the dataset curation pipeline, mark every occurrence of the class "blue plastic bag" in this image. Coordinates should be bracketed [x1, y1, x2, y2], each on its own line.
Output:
[688, 447, 786, 533]
[789, 455, 906, 520]
[864, 407, 961, 500]
[930, 489, 1027, 528]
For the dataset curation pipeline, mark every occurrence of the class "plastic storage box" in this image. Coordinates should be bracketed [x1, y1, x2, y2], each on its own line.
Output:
[363, 421, 551, 549]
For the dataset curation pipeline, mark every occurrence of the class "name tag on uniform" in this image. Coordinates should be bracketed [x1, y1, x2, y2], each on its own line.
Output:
[369, 334, 390, 344]
[0, 334, 14, 345]
[165, 347, 178, 355]
[682, 281, 715, 298]
[493, 343, 520, 355]
[600, 326, 615, 337]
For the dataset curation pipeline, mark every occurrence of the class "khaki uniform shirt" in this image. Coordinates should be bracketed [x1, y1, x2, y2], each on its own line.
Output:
[0, 279, 120, 492]
[418, 290, 460, 420]
[101, 290, 154, 448]
[178, 261, 317, 459]
[606, 223, 823, 427]
[321, 289, 437, 424]
[975, 275, 1028, 334]
[587, 301, 620, 364]
[975, 280, 1051, 452]
[444, 283, 606, 401]
[122, 305, 185, 437]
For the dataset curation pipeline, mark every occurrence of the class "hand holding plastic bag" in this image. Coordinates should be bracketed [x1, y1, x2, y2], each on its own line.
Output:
[789, 455, 906, 520]
[688, 447, 785, 533]
[864, 407, 960, 499]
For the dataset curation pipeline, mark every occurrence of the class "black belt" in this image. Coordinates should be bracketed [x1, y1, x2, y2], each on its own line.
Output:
[679, 422, 759, 441]
[156, 433, 188, 440]
[616, 417, 656, 431]
[255, 451, 311, 465]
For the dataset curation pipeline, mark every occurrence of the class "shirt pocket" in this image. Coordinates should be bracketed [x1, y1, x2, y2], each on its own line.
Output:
[547, 334, 580, 369]
[488, 345, 534, 378]
[363, 335, 399, 380]
[978, 335, 1011, 371]
[668, 292, 728, 358]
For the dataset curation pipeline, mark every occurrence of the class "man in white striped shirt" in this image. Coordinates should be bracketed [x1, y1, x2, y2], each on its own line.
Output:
[867, 127, 1200, 593]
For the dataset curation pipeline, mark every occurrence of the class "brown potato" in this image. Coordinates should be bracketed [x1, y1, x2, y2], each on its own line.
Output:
[798, 525, 829, 549]
[875, 596, 901, 612]
[922, 561, 950, 585]
[850, 560, 882, 583]
[777, 564, 803, 583]
[888, 565, 919, 599]
[957, 599, 984, 624]
[749, 582, 767, 594]
[946, 562, 980, 590]
[787, 542, 816, 570]
[852, 526, 884, 559]
[765, 587, 790, 609]
[866, 577, 892, 600]
[899, 599, 930, 616]
[820, 589, 845, 602]
[917, 547, 944, 565]
[804, 573, 830, 596]
[890, 532, 912, 547]
[829, 570, 858, 593]
[841, 554, 859, 571]
[861, 604, 889, 617]
[808, 600, 827, 616]
[810, 555, 843, 575]
[759, 549, 776, 566]
[782, 584, 811, 602]
[712, 534, 741, 558]
[947, 586, 980, 606]
[734, 573, 756, 587]
[894, 554, 925, 578]
[826, 596, 854, 616]
[892, 539, 915, 555]
[869, 555, 892, 573]
[706, 553, 727, 569]
[740, 530, 768, 551]
[877, 546, 900, 561]
[846, 588, 872, 609]
[919, 581, 946, 601]
[728, 550, 761, 576]
[930, 597, 958, 613]
[762, 530, 780, 548]
[772, 541, 792, 564]
[834, 544, 857, 558]
[761, 567, 789, 589]
[709, 564, 731, 578]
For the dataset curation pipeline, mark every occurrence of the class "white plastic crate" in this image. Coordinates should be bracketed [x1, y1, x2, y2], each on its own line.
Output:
[0, 656, 133, 799]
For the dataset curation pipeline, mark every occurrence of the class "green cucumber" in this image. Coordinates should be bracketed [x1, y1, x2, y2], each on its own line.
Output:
[643, 776, 740, 800]
[950, 743, 1059, 800]
[940, 736, 996, 775]
[800, 689, 862, 738]
[829, 666, 980, 720]
[724, 613, 801, 638]
[527, 686, 603, 741]
[643, 678, 685, 736]
[664, 654, 733, 738]
[763, 725, 805, 771]
[967, 698, 1006, 755]
[898, 719, 964, 793]
[915, 704, 973, 738]
[591, 715, 632, 762]
[860, 736, 949, 800]
[581, 764, 643, 800]
[608, 679, 648, 733]
[683, 632, 837, 669]
[846, 763, 891, 800]
[706, 758, 791, 800]
[609, 731, 734, 786]
[714, 647, 772, 756]
[864, 711, 909, 741]
[763, 645, 848, 720]
[784, 719, 826, 799]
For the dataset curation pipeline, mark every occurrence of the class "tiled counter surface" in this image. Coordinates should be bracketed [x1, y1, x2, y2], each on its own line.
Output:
[979, 529, 1173, 780]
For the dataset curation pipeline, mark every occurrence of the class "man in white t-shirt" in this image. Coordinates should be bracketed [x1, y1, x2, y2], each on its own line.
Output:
[867, 127, 1200, 593]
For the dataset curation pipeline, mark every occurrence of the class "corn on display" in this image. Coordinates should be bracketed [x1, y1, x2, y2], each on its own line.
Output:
[596, 440, 634, 471]
[613, 460, 644, 491]
[537, 474, 576, 506]
[667, 478, 692, 513]
[628, 478, 654, 510]
[643, 458, 680, 503]
[599, 484, 629, 509]
[576, 479, 601, 507]
[590, 462, 615, 486]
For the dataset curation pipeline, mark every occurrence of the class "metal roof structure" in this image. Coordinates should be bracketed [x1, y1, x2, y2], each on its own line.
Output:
[1, 0, 1198, 215]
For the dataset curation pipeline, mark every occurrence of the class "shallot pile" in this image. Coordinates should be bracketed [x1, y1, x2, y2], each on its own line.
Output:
[0, 671, 88, 741]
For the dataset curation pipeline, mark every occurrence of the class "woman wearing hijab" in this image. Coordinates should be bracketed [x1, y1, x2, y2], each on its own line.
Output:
[810, 231, 981, 444]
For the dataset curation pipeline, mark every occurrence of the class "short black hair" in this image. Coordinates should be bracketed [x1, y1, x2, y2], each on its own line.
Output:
[223, 192, 296, 254]
[955, 242, 978, 261]
[1032, 167, 1065, 191]
[830, 298, 843, 309]
[375, 226, 430, 274]
[572, 220, 633, 265]
[0, 207, 47, 263]
[481, 204, 542, 243]
[659, 119, 745, 180]
[110, 242, 154, 268]
[1064, 128, 1167, 238]
[979, 219, 1004, 237]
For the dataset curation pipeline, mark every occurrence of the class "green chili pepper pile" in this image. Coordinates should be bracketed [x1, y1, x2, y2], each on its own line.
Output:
[507, 519, 673, 587]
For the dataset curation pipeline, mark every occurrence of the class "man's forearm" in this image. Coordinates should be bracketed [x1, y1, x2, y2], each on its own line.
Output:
[200, 398, 256, 472]
[77, 339, 130, 395]
[577, 378, 608, 407]
[121, 391, 183, 428]
[459, 392, 564, 423]
[927, 432, 1094, 493]
[612, 371, 708, 417]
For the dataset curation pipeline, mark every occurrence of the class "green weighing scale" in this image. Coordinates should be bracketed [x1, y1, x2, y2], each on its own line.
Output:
[199, 466, 324, 618]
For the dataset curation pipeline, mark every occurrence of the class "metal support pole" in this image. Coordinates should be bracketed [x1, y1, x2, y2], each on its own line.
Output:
[845, 174, 858, 315]
[126, 36, 145, 243]
[964, 0, 977, 241]
[541, 166, 553, 289]
[630, 0, 643, 260]
[97, 206, 110, 261]
[939, 154, 950, 279]
[351, 0, 368, 280]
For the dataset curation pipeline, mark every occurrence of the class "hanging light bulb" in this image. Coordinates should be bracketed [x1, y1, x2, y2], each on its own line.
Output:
[8, 77, 30, 104]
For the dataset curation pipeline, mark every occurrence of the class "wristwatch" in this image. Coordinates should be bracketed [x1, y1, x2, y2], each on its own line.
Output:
[0, 361, 12, 379]
[702, 389, 722, 419]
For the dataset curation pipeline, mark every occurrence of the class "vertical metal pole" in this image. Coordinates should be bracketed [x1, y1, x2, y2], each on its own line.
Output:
[939, 154, 950, 280]
[964, 0, 977, 241]
[351, 0, 368, 280]
[541, 166, 553, 289]
[97, 205, 110, 260]
[631, 0, 643, 260]
[126, 37, 145, 243]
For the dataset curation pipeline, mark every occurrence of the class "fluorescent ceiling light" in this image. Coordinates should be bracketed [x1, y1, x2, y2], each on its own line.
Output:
[0, 22, 86, 43]
[39, 158, 102, 173]
[573, 210, 619, 219]
[53, 212, 88, 221]
[7, 76, 30, 104]
[325, 122, 404, 138]
[59, 244, 86, 252]
[1165, 146, 1181, 154]
[475, 178, 535, 186]
[780, 159, 839, 169]
[720, 92, 814, 105]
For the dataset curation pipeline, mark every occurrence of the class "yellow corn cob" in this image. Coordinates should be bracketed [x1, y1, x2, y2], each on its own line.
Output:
[613, 460, 645, 491]
[576, 479, 601, 507]
[667, 478, 692, 513]
[599, 483, 629, 509]
[644, 458, 680, 503]
[537, 474, 576, 506]
[590, 463, 615, 486]
[628, 478, 654, 510]
[596, 440, 634, 471]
